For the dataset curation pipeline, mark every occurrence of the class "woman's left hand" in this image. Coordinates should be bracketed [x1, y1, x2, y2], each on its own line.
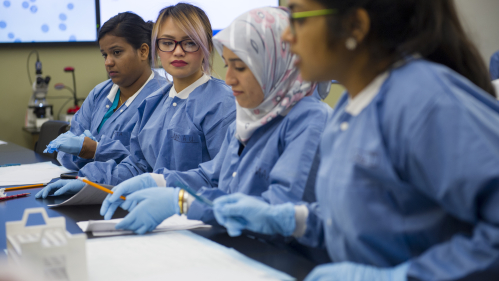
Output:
[115, 187, 180, 235]
[304, 262, 410, 281]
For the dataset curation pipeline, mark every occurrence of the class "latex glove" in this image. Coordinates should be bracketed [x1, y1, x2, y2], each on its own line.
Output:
[100, 173, 158, 220]
[213, 193, 295, 237]
[115, 187, 180, 235]
[35, 179, 86, 198]
[304, 262, 410, 281]
[44, 130, 95, 155]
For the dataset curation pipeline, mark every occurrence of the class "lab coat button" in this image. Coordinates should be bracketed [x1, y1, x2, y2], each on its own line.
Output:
[232, 172, 237, 177]
[106, 105, 110, 108]
[120, 110, 123, 112]
[173, 102, 177, 107]
[340, 122, 349, 131]
[326, 218, 332, 226]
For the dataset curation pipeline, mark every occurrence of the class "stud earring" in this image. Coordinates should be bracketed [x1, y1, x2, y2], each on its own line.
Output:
[345, 37, 357, 51]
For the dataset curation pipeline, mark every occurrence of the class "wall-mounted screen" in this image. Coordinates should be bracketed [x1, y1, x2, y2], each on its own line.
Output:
[99, 0, 279, 35]
[0, 0, 97, 43]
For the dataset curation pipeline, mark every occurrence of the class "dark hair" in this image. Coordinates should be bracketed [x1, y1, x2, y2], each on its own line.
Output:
[98, 12, 154, 62]
[314, 0, 496, 97]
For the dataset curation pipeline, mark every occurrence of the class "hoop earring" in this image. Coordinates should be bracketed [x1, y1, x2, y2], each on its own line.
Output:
[345, 37, 357, 51]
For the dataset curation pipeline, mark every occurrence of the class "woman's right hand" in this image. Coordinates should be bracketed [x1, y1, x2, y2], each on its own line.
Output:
[100, 173, 158, 220]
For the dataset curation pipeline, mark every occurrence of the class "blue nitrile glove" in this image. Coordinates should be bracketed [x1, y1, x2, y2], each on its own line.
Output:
[115, 187, 180, 235]
[44, 130, 96, 155]
[304, 262, 410, 281]
[35, 179, 86, 198]
[100, 173, 158, 220]
[213, 193, 296, 237]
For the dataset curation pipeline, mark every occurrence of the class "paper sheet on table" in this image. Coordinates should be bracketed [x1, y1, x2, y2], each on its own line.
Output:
[86, 230, 294, 281]
[0, 162, 72, 187]
[77, 214, 211, 236]
[48, 183, 112, 207]
[0, 140, 7, 145]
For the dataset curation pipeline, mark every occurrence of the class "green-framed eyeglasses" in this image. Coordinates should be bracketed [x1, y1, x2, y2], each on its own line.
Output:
[288, 9, 337, 34]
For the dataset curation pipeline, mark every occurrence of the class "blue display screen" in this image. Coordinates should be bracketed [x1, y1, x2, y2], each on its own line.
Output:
[99, 0, 279, 36]
[0, 0, 97, 43]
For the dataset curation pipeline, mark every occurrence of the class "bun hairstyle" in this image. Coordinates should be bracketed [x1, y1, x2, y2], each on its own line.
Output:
[314, 0, 496, 97]
[151, 3, 213, 75]
[98, 12, 154, 63]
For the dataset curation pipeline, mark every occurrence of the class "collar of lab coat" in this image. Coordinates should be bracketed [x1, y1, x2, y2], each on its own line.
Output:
[106, 71, 155, 106]
[169, 74, 211, 100]
[345, 71, 389, 116]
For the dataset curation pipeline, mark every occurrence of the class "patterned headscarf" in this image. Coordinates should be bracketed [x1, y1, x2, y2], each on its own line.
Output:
[213, 7, 325, 144]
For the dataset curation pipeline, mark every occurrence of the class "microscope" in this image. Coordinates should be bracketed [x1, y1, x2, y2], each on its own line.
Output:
[25, 56, 53, 129]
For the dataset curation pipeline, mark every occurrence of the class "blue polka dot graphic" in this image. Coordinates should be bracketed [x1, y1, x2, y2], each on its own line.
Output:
[30, 5, 37, 13]
[0, 21, 6, 29]
[30, 0, 35, 2]
[67, 3, 74, 10]
[22, 1, 28, 8]
[3, 1, 11, 8]
[8, 32, 14, 39]
[41, 24, 49, 33]
[59, 23, 66, 31]
[69, 35, 76, 41]
[59, 13, 67, 21]
[14, 38, 21, 42]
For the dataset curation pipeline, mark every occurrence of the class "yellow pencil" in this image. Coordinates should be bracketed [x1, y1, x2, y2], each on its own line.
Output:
[60, 174, 127, 200]
[5, 184, 46, 192]
[80, 178, 126, 200]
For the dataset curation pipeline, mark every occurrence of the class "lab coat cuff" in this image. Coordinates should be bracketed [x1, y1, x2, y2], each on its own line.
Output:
[292, 205, 309, 238]
[92, 142, 99, 160]
[149, 173, 166, 187]
[391, 262, 410, 281]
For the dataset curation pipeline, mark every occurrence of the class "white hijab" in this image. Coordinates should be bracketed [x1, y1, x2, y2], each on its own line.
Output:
[213, 7, 328, 144]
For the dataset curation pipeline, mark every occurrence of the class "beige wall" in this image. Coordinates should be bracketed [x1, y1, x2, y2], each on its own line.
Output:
[455, 0, 499, 68]
[0, 44, 107, 148]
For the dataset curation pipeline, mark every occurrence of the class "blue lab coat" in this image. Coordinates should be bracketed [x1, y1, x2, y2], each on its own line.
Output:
[78, 78, 236, 185]
[301, 59, 499, 280]
[154, 96, 332, 225]
[57, 71, 168, 170]
[490, 50, 499, 80]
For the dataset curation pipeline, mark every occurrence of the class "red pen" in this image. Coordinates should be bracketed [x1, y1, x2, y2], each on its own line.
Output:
[0, 193, 30, 201]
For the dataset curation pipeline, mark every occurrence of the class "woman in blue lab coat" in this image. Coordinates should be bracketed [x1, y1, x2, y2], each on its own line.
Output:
[213, 0, 499, 281]
[97, 7, 332, 234]
[36, 3, 235, 198]
[44, 12, 168, 171]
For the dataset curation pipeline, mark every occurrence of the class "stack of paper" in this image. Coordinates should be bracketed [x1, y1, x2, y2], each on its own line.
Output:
[86, 230, 294, 281]
[0, 162, 72, 186]
[77, 214, 210, 236]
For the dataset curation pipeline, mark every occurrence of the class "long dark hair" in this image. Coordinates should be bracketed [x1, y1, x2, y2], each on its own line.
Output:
[314, 0, 496, 97]
[98, 12, 154, 63]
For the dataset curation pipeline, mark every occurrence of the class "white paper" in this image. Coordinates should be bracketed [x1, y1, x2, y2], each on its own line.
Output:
[0, 140, 7, 145]
[77, 214, 211, 236]
[0, 162, 72, 187]
[86, 230, 294, 281]
[48, 183, 113, 207]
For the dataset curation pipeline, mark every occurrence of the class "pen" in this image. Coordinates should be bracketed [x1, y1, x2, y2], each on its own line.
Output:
[0, 163, 21, 167]
[61, 175, 126, 200]
[0, 193, 30, 201]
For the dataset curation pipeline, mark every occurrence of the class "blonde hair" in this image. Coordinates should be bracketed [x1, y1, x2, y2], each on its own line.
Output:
[151, 3, 213, 75]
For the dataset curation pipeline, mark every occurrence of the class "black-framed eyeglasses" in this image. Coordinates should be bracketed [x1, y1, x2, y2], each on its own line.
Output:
[156, 38, 200, 53]
[288, 9, 337, 34]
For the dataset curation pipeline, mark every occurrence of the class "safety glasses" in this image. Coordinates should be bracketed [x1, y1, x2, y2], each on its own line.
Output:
[288, 9, 337, 34]
[156, 38, 200, 53]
